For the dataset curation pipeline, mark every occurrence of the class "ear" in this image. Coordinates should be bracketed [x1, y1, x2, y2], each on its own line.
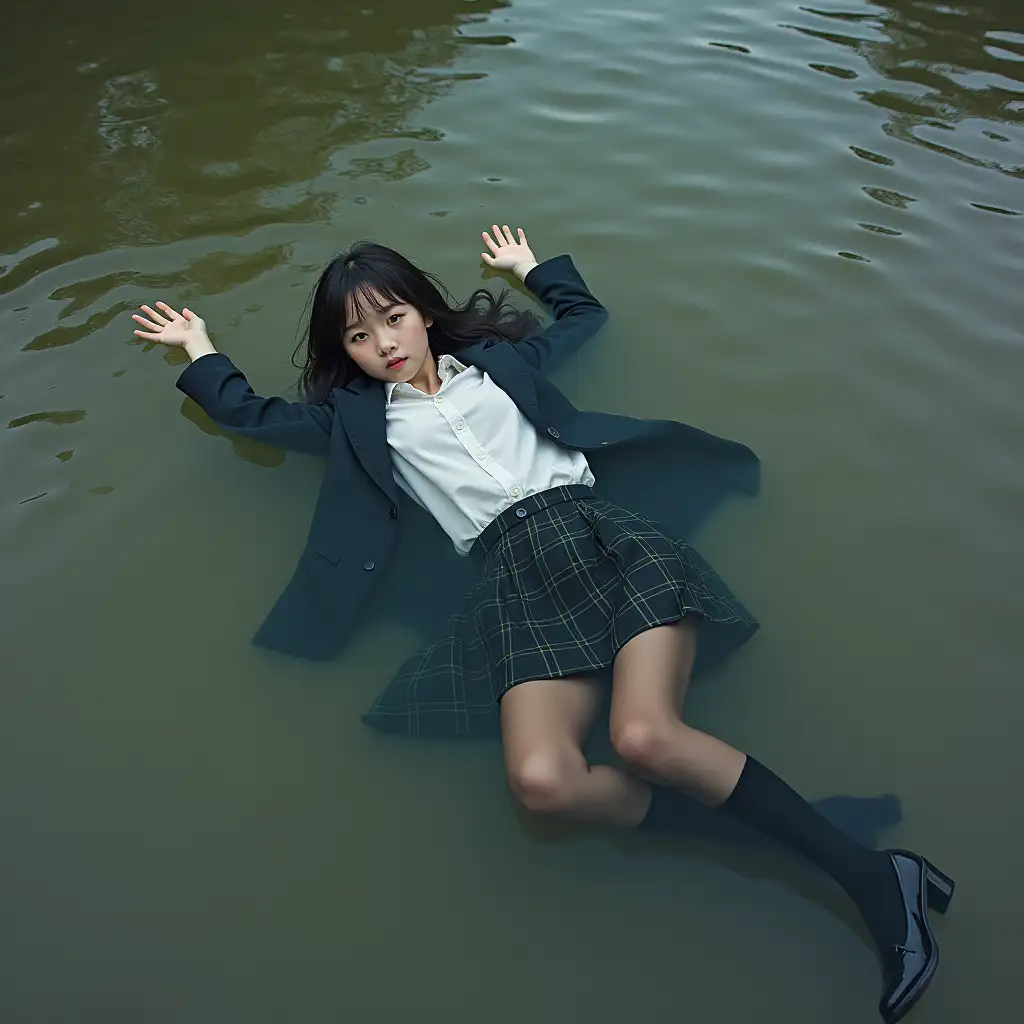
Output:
[424, 315, 434, 329]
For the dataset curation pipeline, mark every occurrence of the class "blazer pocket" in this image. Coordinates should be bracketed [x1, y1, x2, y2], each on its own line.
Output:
[312, 543, 343, 566]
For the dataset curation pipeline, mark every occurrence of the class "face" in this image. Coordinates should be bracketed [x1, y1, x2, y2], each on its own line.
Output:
[341, 287, 433, 382]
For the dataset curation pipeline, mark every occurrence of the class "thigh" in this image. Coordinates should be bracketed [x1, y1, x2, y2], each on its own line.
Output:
[609, 616, 700, 726]
[500, 675, 604, 771]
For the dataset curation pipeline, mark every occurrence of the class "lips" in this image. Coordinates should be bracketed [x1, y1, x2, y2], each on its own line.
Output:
[387, 357, 407, 370]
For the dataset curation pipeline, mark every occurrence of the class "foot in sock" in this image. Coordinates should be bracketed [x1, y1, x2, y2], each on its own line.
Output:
[813, 794, 903, 848]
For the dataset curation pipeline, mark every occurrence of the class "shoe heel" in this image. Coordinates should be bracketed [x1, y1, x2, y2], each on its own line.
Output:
[925, 861, 955, 914]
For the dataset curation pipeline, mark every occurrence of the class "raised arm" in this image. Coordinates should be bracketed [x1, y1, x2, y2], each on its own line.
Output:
[132, 302, 333, 457]
[518, 255, 608, 374]
[481, 226, 608, 375]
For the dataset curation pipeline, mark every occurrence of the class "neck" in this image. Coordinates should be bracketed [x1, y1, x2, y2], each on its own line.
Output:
[406, 349, 442, 395]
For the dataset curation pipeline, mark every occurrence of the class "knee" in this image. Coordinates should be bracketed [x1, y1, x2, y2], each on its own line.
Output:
[507, 753, 580, 817]
[610, 717, 675, 775]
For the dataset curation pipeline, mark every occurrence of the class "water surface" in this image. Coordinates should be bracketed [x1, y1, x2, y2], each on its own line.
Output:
[2, 1, 1022, 1020]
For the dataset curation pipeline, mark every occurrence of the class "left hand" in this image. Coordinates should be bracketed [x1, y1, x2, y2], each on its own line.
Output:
[481, 224, 538, 279]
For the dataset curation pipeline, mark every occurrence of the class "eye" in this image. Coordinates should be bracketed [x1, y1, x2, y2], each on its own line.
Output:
[349, 332, 366, 343]
[388, 312, 404, 324]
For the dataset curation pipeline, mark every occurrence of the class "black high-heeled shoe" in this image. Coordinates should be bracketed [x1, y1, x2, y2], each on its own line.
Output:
[878, 850, 955, 1023]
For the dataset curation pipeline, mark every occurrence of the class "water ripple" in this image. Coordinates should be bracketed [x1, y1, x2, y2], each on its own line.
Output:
[0, 0, 1022, 1015]
[970, 202, 1021, 216]
[850, 145, 896, 165]
[7, 410, 87, 429]
[811, 62, 859, 79]
[785, 0, 1024, 179]
[863, 185, 918, 208]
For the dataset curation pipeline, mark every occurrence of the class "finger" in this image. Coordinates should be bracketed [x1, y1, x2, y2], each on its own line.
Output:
[182, 307, 194, 320]
[518, 228, 528, 244]
[481, 252, 494, 265]
[482, 231, 499, 255]
[143, 303, 173, 324]
[133, 329, 162, 341]
[155, 301, 182, 320]
[132, 313, 161, 330]
[502, 224, 515, 245]
[140, 304, 171, 326]
[492, 225, 504, 248]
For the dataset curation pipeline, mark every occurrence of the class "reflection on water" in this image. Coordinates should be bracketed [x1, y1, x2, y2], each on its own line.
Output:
[7, 409, 87, 429]
[180, 399, 286, 468]
[1, 0, 513, 269]
[863, 184, 918, 207]
[792, 1, 1024, 182]
[21, 245, 294, 352]
[1, 0, 516, 511]
[851, 145, 896, 166]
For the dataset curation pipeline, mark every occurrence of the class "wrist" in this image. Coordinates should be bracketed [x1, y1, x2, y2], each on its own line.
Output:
[513, 260, 539, 282]
[184, 334, 217, 362]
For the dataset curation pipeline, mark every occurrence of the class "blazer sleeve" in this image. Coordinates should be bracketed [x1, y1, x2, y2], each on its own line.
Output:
[175, 353, 333, 457]
[515, 255, 609, 375]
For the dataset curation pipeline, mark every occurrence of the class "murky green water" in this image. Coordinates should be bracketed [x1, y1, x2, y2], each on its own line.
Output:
[2, 0, 1022, 1019]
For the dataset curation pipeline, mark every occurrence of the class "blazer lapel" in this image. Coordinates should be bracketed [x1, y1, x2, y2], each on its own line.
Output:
[459, 340, 542, 421]
[333, 377, 399, 505]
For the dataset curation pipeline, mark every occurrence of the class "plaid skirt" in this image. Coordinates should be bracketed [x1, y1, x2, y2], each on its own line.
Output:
[362, 484, 759, 738]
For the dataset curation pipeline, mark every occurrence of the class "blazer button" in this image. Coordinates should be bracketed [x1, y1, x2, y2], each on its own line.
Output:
[389, 507, 398, 519]
[546, 427, 560, 439]
[516, 508, 528, 518]
[600, 440, 609, 446]
[363, 561, 375, 571]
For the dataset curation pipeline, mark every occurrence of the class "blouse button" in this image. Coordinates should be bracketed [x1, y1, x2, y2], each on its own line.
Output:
[546, 427, 560, 439]
[389, 507, 398, 519]
[516, 508, 528, 519]
[455, 422, 465, 431]
[363, 561, 375, 571]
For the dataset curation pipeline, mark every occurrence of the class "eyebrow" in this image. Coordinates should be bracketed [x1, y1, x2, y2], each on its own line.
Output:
[345, 303, 403, 333]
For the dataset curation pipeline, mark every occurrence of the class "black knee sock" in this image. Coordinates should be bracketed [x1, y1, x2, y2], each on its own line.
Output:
[639, 785, 902, 853]
[720, 757, 904, 949]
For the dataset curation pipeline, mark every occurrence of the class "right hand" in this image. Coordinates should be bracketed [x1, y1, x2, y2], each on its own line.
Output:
[481, 224, 538, 279]
[132, 302, 209, 347]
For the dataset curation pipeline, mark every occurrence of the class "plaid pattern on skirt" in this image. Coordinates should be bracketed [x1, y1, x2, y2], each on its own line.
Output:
[362, 484, 759, 738]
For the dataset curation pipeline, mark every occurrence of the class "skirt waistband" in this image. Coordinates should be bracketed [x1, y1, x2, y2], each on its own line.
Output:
[471, 484, 596, 558]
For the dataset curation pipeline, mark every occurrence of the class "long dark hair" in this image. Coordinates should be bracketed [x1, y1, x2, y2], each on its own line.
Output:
[293, 241, 543, 403]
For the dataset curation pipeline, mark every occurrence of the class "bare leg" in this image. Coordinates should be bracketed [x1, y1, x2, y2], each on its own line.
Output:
[500, 666, 901, 845]
[609, 617, 745, 806]
[500, 675, 652, 826]
[499, 623, 935, 1019]
[607, 616, 915, 995]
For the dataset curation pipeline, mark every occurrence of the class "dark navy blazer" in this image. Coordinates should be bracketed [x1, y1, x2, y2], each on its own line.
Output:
[176, 255, 759, 661]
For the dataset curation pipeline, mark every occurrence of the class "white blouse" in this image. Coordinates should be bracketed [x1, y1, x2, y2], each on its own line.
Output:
[385, 353, 595, 555]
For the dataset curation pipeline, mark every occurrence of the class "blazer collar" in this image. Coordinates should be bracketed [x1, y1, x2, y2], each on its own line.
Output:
[332, 376, 397, 505]
[457, 339, 542, 420]
[342, 373, 378, 396]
